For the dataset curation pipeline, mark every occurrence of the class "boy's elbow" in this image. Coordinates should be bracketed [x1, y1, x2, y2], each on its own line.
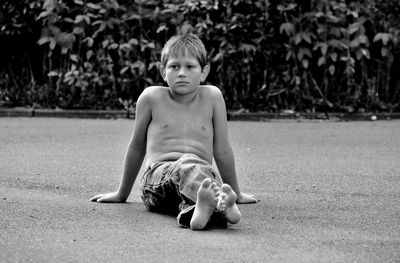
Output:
[214, 148, 233, 160]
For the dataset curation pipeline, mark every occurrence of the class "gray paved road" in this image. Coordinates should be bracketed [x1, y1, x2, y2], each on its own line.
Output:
[1, 118, 399, 262]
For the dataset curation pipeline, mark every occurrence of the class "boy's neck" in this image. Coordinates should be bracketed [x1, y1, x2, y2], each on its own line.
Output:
[168, 87, 200, 105]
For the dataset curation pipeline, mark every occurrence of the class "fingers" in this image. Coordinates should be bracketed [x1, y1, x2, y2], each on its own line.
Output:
[90, 194, 102, 202]
[90, 192, 124, 203]
[90, 194, 109, 203]
[236, 193, 259, 204]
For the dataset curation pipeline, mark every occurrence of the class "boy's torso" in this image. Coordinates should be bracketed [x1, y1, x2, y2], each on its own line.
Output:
[144, 85, 216, 168]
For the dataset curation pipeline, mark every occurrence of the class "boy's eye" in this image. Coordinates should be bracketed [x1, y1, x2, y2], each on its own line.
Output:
[186, 64, 198, 70]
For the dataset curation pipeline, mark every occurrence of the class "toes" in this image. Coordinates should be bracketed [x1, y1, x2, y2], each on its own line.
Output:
[210, 181, 217, 189]
[221, 184, 232, 193]
[217, 194, 226, 212]
[200, 178, 212, 189]
[212, 185, 220, 194]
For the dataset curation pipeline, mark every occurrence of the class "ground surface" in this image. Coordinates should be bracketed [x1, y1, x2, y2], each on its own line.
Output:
[1, 118, 399, 263]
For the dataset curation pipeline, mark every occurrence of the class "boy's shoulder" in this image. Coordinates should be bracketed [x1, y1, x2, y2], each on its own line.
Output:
[199, 85, 223, 99]
[138, 86, 169, 101]
[141, 85, 223, 99]
[141, 85, 169, 95]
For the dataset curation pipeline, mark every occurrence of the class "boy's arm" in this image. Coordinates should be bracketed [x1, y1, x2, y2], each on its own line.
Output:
[211, 87, 257, 204]
[91, 89, 152, 203]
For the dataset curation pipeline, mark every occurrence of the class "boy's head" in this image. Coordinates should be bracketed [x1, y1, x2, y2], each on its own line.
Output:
[160, 34, 208, 69]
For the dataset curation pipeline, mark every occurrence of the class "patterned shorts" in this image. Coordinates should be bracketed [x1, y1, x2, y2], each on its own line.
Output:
[140, 153, 227, 228]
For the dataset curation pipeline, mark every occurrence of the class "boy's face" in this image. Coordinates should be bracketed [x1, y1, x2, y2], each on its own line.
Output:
[160, 52, 209, 97]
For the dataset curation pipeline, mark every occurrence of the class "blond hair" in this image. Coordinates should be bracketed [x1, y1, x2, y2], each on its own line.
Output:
[160, 34, 208, 68]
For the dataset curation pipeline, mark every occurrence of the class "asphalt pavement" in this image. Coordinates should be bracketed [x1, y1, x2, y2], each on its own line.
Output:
[1, 117, 399, 263]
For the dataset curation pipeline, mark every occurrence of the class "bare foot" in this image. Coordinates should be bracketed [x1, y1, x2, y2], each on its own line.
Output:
[190, 178, 219, 230]
[217, 184, 241, 224]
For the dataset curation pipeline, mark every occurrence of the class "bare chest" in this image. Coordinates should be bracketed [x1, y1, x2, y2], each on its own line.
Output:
[149, 101, 214, 140]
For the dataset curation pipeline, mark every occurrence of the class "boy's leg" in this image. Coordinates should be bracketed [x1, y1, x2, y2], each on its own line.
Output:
[140, 161, 181, 215]
[217, 184, 241, 224]
[173, 154, 228, 229]
[190, 178, 220, 230]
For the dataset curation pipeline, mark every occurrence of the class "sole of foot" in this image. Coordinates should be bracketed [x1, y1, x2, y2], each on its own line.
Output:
[217, 184, 241, 224]
[190, 178, 220, 230]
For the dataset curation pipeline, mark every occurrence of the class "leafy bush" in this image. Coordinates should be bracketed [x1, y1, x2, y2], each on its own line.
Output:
[0, 0, 399, 112]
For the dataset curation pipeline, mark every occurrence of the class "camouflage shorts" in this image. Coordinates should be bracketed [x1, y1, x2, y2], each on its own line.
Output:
[140, 153, 226, 228]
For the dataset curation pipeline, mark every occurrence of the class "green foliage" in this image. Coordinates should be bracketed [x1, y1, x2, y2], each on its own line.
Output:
[0, 0, 399, 112]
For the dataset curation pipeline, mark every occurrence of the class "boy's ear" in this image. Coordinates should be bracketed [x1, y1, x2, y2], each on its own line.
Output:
[201, 64, 210, 82]
[159, 65, 166, 81]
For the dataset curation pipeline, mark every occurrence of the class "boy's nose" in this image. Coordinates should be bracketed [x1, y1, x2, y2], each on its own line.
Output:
[178, 68, 186, 77]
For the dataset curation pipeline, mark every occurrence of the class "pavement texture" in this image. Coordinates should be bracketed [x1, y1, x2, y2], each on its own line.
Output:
[1, 117, 399, 263]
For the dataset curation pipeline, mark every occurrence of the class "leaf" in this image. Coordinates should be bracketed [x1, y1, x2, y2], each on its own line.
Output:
[37, 10, 51, 19]
[86, 50, 93, 60]
[156, 24, 167, 33]
[61, 47, 69, 54]
[147, 42, 155, 49]
[348, 23, 359, 35]
[347, 11, 358, 19]
[127, 14, 141, 21]
[373, 33, 382, 42]
[302, 33, 311, 44]
[363, 48, 370, 59]
[381, 34, 391, 45]
[381, 47, 388, 57]
[321, 43, 328, 55]
[332, 28, 341, 38]
[74, 15, 85, 24]
[358, 35, 368, 45]
[129, 38, 139, 46]
[240, 43, 256, 53]
[350, 38, 360, 48]
[37, 37, 50, 45]
[373, 33, 391, 45]
[285, 51, 292, 61]
[356, 49, 363, 60]
[72, 27, 84, 35]
[327, 14, 340, 24]
[302, 59, 309, 69]
[340, 56, 350, 61]
[50, 39, 56, 50]
[279, 22, 294, 35]
[294, 33, 302, 45]
[282, 3, 297, 11]
[297, 48, 311, 61]
[148, 62, 160, 70]
[47, 71, 59, 77]
[64, 18, 74, 23]
[119, 43, 131, 51]
[109, 43, 119, 50]
[329, 65, 335, 75]
[330, 52, 338, 62]
[70, 54, 79, 62]
[344, 65, 355, 75]
[87, 37, 94, 47]
[43, 0, 56, 11]
[120, 66, 130, 74]
[87, 3, 101, 9]
[318, 56, 326, 66]
[84, 16, 90, 25]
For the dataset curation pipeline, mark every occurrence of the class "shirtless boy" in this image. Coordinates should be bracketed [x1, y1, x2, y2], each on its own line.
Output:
[91, 33, 257, 230]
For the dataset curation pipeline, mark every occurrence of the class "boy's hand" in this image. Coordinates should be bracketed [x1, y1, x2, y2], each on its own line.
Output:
[236, 192, 258, 204]
[90, 192, 125, 203]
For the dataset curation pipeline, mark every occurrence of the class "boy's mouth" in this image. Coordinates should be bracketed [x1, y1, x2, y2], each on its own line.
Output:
[176, 81, 189, 85]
